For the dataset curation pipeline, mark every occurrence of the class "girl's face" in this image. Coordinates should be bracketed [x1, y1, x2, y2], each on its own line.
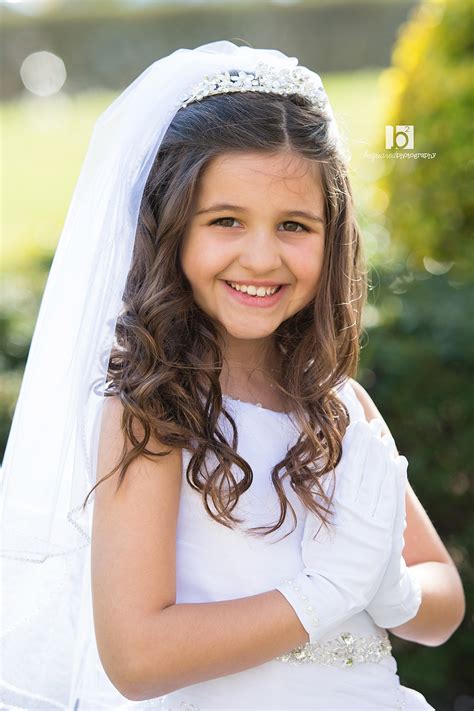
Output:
[180, 151, 326, 346]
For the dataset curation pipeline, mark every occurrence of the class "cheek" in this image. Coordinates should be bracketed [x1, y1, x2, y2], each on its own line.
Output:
[182, 239, 229, 285]
[180, 234, 205, 284]
[292, 242, 325, 286]
[180, 243, 219, 303]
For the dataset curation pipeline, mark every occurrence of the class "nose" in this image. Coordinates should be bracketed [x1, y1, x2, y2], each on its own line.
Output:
[237, 229, 283, 274]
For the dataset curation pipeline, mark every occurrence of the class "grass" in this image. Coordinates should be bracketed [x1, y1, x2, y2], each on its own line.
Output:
[1, 90, 115, 270]
[1, 68, 386, 272]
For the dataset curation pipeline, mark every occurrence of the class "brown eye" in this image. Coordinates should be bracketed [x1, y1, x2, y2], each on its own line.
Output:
[210, 218, 309, 233]
[211, 217, 238, 227]
[281, 221, 308, 233]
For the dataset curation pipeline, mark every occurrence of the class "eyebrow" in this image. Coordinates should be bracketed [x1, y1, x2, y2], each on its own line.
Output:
[195, 203, 325, 225]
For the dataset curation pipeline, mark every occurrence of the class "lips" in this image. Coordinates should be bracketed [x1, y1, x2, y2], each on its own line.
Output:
[225, 280, 284, 289]
[226, 281, 282, 295]
[221, 279, 288, 308]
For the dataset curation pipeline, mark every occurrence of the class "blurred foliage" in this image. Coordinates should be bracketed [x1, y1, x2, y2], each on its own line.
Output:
[358, 1, 474, 708]
[374, 0, 473, 280]
[1, 0, 418, 98]
[1, 91, 114, 270]
[0, 253, 52, 450]
[360, 267, 473, 709]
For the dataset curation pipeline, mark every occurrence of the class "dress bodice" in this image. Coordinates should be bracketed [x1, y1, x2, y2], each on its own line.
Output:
[176, 380, 364, 603]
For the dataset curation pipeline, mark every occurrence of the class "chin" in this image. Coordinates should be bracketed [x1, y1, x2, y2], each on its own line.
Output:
[220, 322, 279, 340]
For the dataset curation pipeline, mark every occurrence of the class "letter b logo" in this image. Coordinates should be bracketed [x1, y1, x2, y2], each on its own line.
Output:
[385, 125, 414, 149]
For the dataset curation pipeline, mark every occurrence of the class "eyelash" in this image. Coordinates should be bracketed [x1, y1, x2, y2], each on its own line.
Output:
[209, 217, 310, 233]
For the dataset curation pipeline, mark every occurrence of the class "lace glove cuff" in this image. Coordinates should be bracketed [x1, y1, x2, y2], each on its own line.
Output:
[275, 571, 365, 644]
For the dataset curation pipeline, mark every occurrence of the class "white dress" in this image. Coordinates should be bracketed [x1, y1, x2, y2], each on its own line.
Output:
[158, 379, 435, 711]
[71, 379, 435, 710]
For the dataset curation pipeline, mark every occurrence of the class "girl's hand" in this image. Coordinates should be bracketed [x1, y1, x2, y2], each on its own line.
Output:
[365, 436, 423, 628]
[275, 418, 398, 643]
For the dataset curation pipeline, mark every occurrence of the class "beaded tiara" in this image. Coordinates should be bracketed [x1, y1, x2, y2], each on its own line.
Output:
[179, 61, 329, 111]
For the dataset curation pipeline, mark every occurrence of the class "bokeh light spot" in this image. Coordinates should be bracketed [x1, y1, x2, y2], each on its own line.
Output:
[20, 51, 67, 97]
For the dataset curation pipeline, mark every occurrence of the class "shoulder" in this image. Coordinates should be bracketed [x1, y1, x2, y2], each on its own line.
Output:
[347, 378, 381, 421]
[346, 378, 394, 443]
[100, 395, 176, 455]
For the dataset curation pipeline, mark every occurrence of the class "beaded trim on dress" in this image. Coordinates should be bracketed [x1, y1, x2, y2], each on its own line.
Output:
[275, 630, 392, 668]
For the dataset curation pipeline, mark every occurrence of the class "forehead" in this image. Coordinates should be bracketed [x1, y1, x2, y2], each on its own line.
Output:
[197, 151, 323, 205]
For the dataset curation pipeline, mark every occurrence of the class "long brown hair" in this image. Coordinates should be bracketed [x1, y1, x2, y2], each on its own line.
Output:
[82, 81, 368, 541]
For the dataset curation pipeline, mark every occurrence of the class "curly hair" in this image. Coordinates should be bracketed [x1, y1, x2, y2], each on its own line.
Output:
[82, 79, 368, 542]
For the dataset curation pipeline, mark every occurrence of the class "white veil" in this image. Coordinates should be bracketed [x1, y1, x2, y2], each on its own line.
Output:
[0, 40, 340, 709]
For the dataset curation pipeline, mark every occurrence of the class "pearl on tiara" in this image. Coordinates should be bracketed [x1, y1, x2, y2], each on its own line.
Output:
[178, 61, 329, 111]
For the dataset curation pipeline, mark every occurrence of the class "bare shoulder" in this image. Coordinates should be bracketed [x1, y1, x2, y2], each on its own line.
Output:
[348, 378, 390, 430]
[94, 395, 182, 503]
[347, 378, 400, 455]
[91, 395, 182, 692]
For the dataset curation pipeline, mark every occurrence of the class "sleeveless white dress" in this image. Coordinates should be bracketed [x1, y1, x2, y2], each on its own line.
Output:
[157, 378, 435, 711]
[72, 378, 435, 710]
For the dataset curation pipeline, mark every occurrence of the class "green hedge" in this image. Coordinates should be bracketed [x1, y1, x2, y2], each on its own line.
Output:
[375, 0, 473, 280]
[0, 253, 52, 450]
[360, 267, 473, 709]
[359, 1, 473, 706]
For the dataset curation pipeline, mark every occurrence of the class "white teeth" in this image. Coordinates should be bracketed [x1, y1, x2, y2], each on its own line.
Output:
[228, 282, 280, 297]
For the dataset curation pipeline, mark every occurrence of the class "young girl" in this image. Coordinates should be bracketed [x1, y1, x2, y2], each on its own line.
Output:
[0, 41, 464, 711]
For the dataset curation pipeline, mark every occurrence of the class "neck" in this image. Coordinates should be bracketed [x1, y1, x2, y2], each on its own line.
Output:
[201, 337, 281, 391]
[221, 331, 280, 373]
[220, 350, 282, 402]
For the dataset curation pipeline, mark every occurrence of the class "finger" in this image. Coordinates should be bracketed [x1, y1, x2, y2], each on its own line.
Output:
[337, 420, 377, 504]
[394, 455, 408, 535]
[367, 418, 384, 438]
[377, 456, 407, 561]
[372, 451, 398, 525]
[368, 418, 397, 458]
[362, 418, 407, 529]
[353, 428, 387, 512]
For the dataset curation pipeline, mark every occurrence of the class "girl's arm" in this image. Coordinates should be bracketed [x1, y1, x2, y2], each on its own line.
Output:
[350, 379, 466, 646]
[134, 590, 309, 700]
[92, 396, 309, 702]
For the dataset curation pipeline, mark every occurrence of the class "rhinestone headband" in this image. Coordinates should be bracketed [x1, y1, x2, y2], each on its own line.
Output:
[179, 61, 329, 111]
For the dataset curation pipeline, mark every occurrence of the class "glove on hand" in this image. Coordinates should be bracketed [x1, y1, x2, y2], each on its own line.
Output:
[365, 429, 422, 628]
[275, 418, 399, 643]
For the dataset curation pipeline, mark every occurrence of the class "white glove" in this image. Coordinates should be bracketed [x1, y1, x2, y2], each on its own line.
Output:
[365, 431, 422, 628]
[275, 418, 398, 643]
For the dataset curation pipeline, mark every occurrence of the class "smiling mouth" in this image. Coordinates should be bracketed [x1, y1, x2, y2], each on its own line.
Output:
[221, 280, 288, 307]
[225, 281, 283, 297]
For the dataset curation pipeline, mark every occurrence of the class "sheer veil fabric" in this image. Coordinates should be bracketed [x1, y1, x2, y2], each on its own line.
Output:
[0, 41, 342, 709]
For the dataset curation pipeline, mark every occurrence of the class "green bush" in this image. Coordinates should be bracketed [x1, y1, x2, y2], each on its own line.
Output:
[359, 1, 474, 707]
[375, 0, 473, 279]
[360, 266, 473, 709]
[0, 252, 51, 450]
